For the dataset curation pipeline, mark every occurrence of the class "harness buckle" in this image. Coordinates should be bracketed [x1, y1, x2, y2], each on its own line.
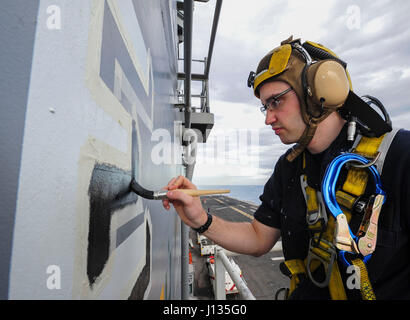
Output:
[300, 175, 328, 229]
[334, 213, 359, 253]
[357, 194, 384, 256]
[307, 191, 328, 228]
[306, 237, 336, 288]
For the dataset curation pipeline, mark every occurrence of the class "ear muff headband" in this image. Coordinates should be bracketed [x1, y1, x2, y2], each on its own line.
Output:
[303, 41, 347, 69]
[294, 43, 313, 110]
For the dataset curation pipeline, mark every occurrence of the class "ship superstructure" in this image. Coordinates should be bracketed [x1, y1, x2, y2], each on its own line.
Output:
[0, 0, 220, 299]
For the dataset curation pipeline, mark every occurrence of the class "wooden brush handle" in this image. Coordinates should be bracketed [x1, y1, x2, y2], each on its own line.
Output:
[175, 189, 230, 197]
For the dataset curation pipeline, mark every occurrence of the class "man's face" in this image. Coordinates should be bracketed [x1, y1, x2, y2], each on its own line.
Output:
[259, 80, 306, 144]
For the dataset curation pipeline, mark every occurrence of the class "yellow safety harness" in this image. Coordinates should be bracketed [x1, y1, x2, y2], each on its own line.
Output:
[281, 133, 390, 300]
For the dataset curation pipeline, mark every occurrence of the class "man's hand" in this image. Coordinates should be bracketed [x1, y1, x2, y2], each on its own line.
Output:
[162, 175, 207, 229]
[162, 176, 281, 256]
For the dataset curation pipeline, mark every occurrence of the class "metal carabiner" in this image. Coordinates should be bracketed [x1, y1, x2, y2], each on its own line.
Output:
[321, 153, 386, 267]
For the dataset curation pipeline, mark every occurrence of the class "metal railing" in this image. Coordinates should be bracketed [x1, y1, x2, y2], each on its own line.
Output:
[210, 242, 283, 300]
[213, 247, 256, 300]
[177, 57, 209, 114]
[177, 0, 222, 115]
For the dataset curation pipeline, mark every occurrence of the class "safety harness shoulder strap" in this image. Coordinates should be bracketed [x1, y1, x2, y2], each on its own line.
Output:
[280, 128, 400, 300]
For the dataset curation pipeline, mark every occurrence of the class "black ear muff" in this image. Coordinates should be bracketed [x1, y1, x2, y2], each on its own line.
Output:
[306, 60, 350, 108]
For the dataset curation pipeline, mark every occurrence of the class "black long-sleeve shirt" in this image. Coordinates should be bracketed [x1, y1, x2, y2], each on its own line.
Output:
[254, 126, 410, 299]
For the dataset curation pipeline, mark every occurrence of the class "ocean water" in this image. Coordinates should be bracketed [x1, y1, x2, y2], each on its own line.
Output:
[197, 185, 264, 205]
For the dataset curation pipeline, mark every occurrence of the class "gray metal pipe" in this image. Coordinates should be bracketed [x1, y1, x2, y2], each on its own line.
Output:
[216, 248, 256, 300]
[180, 0, 222, 300]
[180, 222, 190, 300]
[183, 0, 193, 130]
[177, 72, 206, 81]
[204, 0, 222, 79]
[181, 0, 193, 301]
[177, 0, 222, 82]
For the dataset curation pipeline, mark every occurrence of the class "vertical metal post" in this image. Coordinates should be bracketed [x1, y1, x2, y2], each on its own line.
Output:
[214, 247, 226, 300]
[205, 77, 210, 113]
[181, 0, 193, 300]
[183, 0, 193, 130]
[202, 57, 210, 113]
[181, 223, 190, 300]
[203, 0, 222, 79]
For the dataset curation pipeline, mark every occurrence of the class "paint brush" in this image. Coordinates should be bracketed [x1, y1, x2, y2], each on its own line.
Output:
[152, 188, 230, 200]
[130, 179, 230, 200]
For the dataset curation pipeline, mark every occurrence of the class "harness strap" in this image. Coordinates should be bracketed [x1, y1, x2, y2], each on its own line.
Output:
[283, 255, 347, 299]
[374, 127, 401, 175]
[283, 259, 307, 296]
[354, 134, 385, 158]
[283, 257, 348, 299]
[342, 167, 368, 196]
[283, 129, 400, 300]
[351, 259, 376, 300]
[330, 133, 386, 299]
[328, 261, 348, 300]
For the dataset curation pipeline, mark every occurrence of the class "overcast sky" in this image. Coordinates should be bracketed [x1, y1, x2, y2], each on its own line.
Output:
[188, 0, 410, 186]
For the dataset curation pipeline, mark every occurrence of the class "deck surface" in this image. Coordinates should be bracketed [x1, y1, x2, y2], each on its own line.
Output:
[190, 196, 289, 300]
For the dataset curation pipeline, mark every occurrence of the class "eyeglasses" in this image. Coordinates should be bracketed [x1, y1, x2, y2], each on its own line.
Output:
[260, 87, 293, 115]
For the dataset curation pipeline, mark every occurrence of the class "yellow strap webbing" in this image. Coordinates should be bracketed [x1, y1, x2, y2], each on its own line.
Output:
[342, 168, 368, 196]
[285, 259, 319, 298]
[284, 259, 306, 296]
[343, 133, 386, 196]
[285, 257, 347, 300]
[354, 135, 385, 158]
[285, 259, 306, 275]
[336, 190, 356, 210]
[351, 258, 376, 300]
[293, 134, 385, 300]
[306, 186, 318, 213]
[329, 261, 348, 300]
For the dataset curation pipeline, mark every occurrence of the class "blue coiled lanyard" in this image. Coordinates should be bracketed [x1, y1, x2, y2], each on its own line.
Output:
[321, 153, 386, 267]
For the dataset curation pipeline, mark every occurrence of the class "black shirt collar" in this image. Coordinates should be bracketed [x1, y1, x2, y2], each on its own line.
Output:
[303, 123, 352, 189]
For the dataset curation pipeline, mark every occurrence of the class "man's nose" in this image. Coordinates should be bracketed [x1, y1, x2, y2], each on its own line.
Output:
[265, 109, 277, 126]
